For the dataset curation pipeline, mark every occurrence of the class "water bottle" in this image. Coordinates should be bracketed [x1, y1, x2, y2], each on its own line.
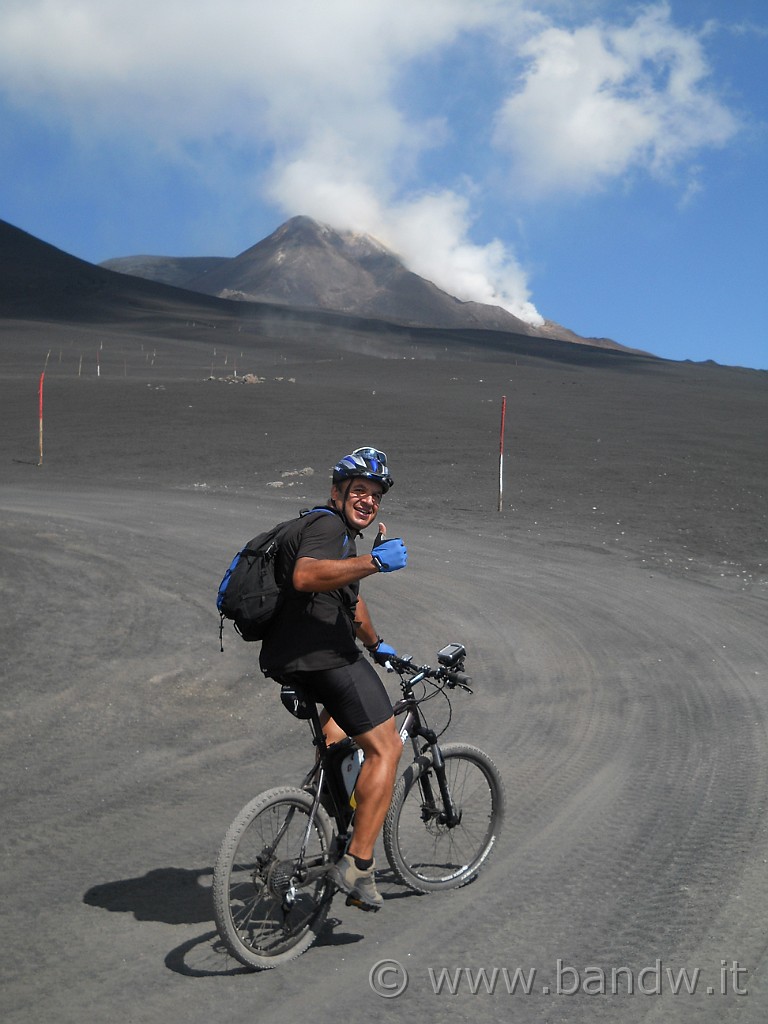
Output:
[340, 748, 364, 803]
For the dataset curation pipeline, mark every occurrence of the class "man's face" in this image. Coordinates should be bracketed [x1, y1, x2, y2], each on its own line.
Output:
[332, 477, 383, 531]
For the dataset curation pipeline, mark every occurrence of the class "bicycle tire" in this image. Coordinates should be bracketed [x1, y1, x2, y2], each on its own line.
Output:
[383, 742, 505, 893]
[212, 786, 335, 970]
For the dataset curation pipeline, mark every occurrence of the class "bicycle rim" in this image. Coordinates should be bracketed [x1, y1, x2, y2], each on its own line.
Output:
[383, 743, 505, 893]
[212, 787, 334, 969]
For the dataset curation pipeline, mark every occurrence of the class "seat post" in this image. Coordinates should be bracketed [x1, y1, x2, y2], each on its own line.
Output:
[306, 703, 328, 755]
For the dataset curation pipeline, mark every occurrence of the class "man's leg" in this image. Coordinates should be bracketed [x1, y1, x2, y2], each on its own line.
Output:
[318, 709, 346, 746]
[329, 715, 401, 910]
[318, 710, 401, 852]
[347, 716, 402, 861]
[308, 660, 401, 909]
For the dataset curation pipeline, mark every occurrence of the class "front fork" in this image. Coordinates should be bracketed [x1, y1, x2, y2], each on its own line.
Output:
[403, 713, 462, 829]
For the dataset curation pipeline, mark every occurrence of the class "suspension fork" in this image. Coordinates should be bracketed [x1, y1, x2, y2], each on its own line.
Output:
[399, 705, 462, 828]
[421, 734, 462, 827]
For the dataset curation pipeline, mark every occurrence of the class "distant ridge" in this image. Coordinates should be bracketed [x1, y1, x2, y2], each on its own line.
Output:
[102, 215, 629, 351]
[99, 254, 229, 290]
[0, 218, 231, 321]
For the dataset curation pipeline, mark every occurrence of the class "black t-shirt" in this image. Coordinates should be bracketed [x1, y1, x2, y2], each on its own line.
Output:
[258, 508, 361, 675]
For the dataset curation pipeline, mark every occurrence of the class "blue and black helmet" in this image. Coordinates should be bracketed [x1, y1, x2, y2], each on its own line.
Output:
[332, 446, 394, 493]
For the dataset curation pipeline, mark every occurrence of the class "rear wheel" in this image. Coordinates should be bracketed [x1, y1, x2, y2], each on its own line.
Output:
[212, 786, 334, 969]
[383, 743, 504, 893]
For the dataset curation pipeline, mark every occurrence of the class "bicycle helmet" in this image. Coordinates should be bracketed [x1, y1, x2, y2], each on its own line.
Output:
[332, 446, 394, 493]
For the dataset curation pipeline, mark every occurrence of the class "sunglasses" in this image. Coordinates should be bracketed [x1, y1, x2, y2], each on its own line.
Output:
[353, 447, 388, 465]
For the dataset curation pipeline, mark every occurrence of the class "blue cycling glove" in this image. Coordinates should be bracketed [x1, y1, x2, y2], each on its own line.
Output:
[371, 536, 408, 573]
[367, 639, 397, 665]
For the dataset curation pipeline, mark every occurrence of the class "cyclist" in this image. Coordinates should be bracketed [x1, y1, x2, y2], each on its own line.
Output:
[259, 447, 408, 911]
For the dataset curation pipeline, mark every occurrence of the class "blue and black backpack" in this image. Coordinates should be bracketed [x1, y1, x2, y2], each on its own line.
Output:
[216, 507, 337, 649]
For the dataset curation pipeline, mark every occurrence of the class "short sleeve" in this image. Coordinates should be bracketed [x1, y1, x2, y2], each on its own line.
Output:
[295, 512, 350, 561]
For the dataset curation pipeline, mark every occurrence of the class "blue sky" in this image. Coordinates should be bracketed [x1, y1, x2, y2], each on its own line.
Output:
[0, 0, 766, 369]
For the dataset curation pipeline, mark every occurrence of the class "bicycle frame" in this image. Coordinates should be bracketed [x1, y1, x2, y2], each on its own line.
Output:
[293, 663, 466, 871]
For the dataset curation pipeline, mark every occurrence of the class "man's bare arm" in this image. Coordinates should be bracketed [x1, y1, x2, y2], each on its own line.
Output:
[292, 554, 379, 593]
[352, 595, 379, 649]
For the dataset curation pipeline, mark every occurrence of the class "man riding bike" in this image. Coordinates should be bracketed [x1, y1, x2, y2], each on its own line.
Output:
[258, 447, 408, 911]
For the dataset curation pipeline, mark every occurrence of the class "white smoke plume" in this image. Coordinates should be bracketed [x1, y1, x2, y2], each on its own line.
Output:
[269, 158, 543, 323]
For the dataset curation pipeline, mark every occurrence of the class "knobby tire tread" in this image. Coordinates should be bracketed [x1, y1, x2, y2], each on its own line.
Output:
[383, 742, 505, 893]
[212, 786, 334, 970]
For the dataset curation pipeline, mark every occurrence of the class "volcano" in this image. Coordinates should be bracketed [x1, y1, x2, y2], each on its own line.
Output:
[102, 216, 627, 350]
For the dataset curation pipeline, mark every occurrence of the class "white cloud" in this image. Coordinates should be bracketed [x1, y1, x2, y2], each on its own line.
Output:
[0, 0, 497, 136]
[493, 3, 740, 197]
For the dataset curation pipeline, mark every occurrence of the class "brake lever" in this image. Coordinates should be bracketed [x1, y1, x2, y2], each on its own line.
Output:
[385, 654, 413, 673]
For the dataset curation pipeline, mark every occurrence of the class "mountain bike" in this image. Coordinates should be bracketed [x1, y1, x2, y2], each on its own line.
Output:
[212, 642, 505, 970]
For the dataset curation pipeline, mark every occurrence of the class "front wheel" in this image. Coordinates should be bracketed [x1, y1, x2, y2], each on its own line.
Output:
[383, 742, 505, 893]
[212, 786, 335, 970]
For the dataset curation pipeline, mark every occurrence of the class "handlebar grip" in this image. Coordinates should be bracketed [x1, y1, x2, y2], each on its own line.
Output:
[446, 670, 473, 688]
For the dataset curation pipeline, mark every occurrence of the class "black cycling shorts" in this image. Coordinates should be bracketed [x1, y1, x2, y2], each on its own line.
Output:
[283, 657, 393, 737]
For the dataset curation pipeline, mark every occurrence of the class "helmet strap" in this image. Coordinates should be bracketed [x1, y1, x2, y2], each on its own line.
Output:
[331, 479, 363, 535]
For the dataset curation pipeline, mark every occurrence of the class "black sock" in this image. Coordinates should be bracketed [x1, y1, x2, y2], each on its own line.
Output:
[353, 855, 373, 871]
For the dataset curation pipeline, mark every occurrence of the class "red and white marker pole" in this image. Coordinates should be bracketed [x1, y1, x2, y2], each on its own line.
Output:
[498, 395, 506, 512]
[38, 371, 45, 466]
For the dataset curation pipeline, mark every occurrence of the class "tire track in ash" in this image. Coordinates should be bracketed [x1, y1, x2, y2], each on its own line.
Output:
[362, 523, 768, 1020]
[3, 488, 766, 1024]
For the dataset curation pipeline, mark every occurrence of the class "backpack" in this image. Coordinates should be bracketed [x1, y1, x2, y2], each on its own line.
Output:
[216, 507, 337, 649]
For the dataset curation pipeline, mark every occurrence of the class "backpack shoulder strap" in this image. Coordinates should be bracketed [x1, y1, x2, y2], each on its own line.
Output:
[300, 505, 354, 544]
[300, 505, 340, 520]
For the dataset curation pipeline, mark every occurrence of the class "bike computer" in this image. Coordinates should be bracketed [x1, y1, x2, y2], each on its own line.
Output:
[437, 643, 466, 667]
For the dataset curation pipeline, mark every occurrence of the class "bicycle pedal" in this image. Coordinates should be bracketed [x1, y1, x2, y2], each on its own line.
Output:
[345, 894, 381, 913]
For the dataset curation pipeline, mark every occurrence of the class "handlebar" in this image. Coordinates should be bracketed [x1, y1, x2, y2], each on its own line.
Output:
[384, 652, 474, 692]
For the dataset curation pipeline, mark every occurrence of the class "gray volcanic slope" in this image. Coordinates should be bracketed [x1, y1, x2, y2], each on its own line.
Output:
[1, 218, 767, 1024]
[101, 215, 628, 349]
